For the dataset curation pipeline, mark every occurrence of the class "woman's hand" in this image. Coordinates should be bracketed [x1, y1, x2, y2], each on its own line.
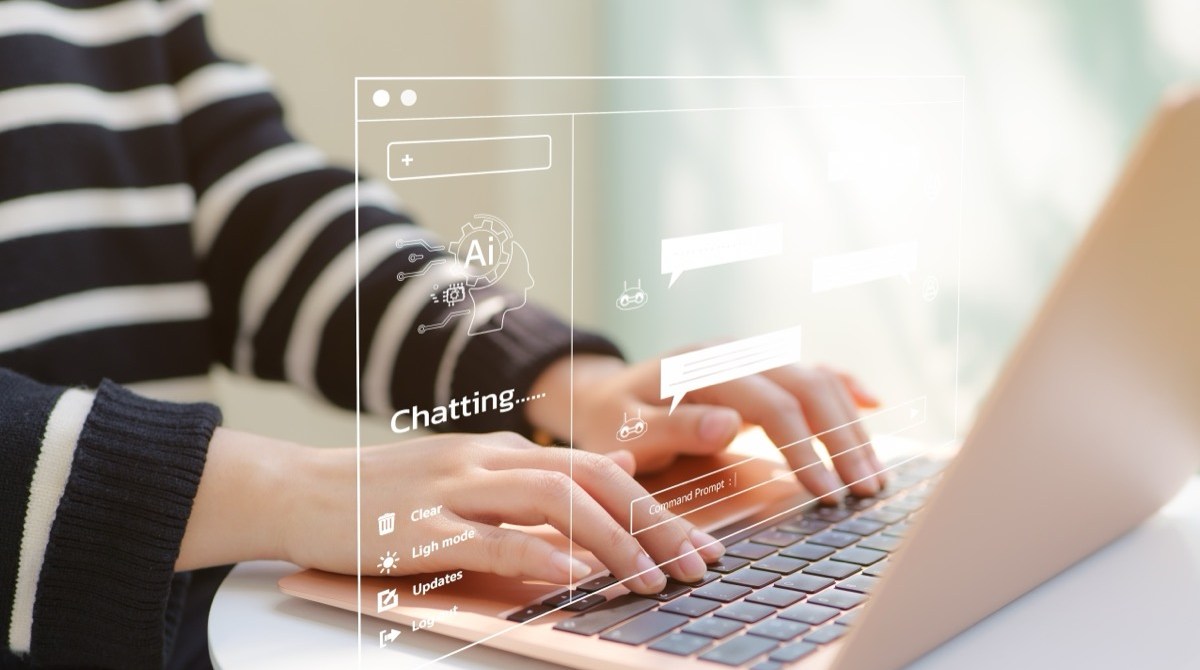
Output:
[180, 428, 724, 594]
[527, 353, 886, 502]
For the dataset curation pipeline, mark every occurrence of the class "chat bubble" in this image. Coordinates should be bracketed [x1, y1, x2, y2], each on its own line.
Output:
[660, 326, 802, 414]
[661, 223, 783, 287]
[811, 241, 919, 293]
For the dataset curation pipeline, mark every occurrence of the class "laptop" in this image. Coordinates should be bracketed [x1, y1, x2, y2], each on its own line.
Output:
[279, 89, 1200, 669]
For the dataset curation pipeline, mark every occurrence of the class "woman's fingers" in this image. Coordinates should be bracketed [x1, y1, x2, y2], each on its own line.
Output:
[471, 447, 719, 587]
[447, 518, 594, 584]
[508, 445, 726, 563]
[826, 374, 888, 487]
[766, 367, 881, 496]
[449, 468, 672, 592]
[836, 370, 882, 408]
[606, 449, 637, 475]
[687, 376, 843, 503]
[635, 404, 742, 457]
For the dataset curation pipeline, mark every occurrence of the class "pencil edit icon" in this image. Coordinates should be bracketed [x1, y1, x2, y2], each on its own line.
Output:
[377, 588, 399, 613]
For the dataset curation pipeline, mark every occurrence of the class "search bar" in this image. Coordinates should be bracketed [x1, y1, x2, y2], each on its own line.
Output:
[386, 135, 552, 181]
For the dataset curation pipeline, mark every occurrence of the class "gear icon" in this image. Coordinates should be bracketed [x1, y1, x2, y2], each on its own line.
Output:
[447, 214, 514, 288]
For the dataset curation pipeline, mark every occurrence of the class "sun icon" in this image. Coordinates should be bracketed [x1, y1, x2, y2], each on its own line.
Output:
[378, 551, 399, 575]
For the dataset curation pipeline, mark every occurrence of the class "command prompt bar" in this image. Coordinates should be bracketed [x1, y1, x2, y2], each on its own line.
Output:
[386, 135, 552, 181]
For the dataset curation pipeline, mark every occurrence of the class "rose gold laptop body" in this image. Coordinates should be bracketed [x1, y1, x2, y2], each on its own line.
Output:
[280, 90, 1200, 669]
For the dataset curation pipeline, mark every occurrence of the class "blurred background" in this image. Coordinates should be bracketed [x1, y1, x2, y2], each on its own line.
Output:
[205, 0, 1200, 448]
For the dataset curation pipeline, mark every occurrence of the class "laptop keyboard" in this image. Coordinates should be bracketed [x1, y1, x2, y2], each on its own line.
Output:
[508, 457, 946, 668]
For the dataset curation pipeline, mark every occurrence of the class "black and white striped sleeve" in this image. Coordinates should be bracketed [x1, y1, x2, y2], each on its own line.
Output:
[0, 369, 221, 668]
[168, 13, 620, 433]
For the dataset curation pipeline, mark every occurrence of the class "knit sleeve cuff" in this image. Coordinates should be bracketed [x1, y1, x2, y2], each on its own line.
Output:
[445, 302, 623, 436]
[30, 380, 221, 669]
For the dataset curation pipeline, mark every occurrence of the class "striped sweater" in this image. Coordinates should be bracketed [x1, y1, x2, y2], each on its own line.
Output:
[0, 0, 617, 667]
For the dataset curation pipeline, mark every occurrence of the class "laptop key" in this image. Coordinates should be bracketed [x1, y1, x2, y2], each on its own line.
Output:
[831, 547, 887, 566]
[882, 523, 910, 538]
[746, 586, 806, 608]
[563, 594, 607, 612]
[775, 574, 835, 594]
[507, 604, 553, 623]
[726, 542, 777, 560]
[770, 642, 818, 663]
[553, 594, 657, 635]
[748, 618, 810, 641]
[863, 559, 889, 577]
[699, 634, 779, 666]
[543, 591, 606, 611]
[672, 571, 720, 588]
[750, 662, 783, 670]
[682, 616, 744, 639]
[713, 601, 775, 623]
[860, 509, 906, 525]
[752, 555, 807, 575]
[807, 531, 860, 549]
[808, 589, 866, 610]
[890, 498, 925, 513]
[660, 596, 721, 618]
[857, 534, 902, 553]
[576, 574, 618, 593]
[836, 574, 880, 594]
[708, 555, 751, 574]
[780, 543, 834, 562]
[834, 518, 887, 536]
[844, 495, 877, 511]
[777, 518, 829, 535]
[693, 582, 753, 603]
[779, 602, 841, 626]
[804, 624, 848, 645]
[543, 590, 581, 607]
[803, 560, 860, 580]
[834, 610, 861, 626]
[722, 568, 780, 589]
[600, 611, 688, 645]
[751, 530, 803, 547]
[640, 581, 691, 602]
[810, 506, 853, 522]
[648, 632, 712, 656]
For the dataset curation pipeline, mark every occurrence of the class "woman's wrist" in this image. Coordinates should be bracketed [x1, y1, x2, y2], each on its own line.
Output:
[179, 427, 314, 570]
[526, 354, 626, 442]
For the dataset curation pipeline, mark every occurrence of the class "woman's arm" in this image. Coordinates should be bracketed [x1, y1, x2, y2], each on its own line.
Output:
[179, 428, 724, 592]
[0, 370, 219, 669]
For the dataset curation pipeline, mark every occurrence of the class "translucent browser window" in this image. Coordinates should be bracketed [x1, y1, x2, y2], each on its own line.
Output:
[355, 76, 963, 665]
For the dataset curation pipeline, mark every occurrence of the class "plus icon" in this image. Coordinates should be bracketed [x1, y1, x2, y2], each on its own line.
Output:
[400, 154, 414, 167]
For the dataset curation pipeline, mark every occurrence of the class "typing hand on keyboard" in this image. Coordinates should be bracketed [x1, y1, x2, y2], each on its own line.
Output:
[527, 353, 887, 504]
[285, 431, 725, 593]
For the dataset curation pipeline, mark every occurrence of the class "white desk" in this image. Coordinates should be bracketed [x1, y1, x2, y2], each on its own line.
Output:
[210, 477, 1200, 669]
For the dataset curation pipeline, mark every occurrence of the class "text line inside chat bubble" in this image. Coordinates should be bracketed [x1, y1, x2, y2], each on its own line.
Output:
[660, 325, 802, 414]
[661, 223, 783, 287]
[811, 241, 919, 293]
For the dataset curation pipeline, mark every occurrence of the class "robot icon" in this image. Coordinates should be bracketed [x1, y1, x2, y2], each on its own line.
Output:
[922, 275, 939, 302]
[615, 410, 649, 442]
[615, 280, 649, 311]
